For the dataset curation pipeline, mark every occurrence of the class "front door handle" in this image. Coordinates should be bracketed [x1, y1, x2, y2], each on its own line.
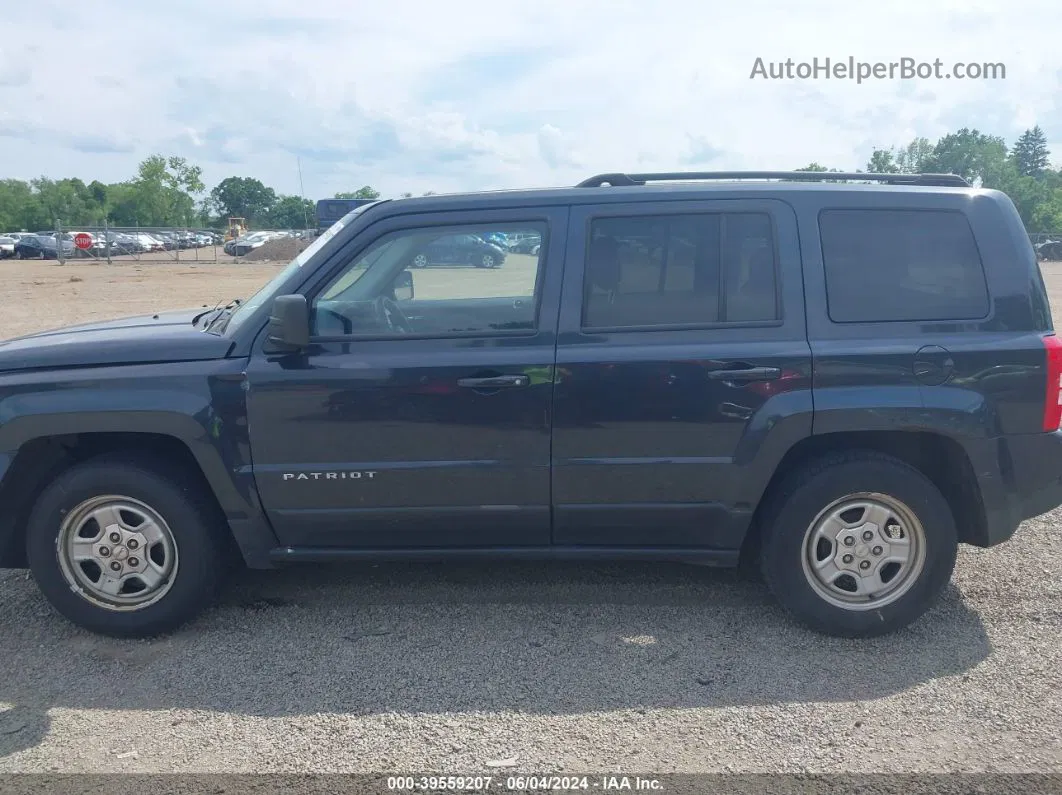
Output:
[457, 374, 530, 389]
[706, 366, 782, 382]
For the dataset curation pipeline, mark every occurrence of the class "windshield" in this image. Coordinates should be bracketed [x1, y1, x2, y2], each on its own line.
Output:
[220, 202, 378, 335]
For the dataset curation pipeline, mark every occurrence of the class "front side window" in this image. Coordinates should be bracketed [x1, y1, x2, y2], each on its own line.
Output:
[582, 212, 778, 329]
[819, 209, 989, 323]
[312, 223, 546, 338]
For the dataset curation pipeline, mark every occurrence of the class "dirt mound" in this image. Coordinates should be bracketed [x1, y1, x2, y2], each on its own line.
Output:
[242, 236, 311, 262]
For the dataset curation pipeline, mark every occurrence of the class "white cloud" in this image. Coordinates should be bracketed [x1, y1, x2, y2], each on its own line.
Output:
[0, 0, 1060, 197]
[537, 125, 579, 169]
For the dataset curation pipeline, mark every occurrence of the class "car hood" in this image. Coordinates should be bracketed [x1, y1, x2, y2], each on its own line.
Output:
[0, 308, 235, 373]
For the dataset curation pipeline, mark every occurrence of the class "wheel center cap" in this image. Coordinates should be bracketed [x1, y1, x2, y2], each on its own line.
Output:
[855, 544, 869, 557]
[113, 546, 129, 561]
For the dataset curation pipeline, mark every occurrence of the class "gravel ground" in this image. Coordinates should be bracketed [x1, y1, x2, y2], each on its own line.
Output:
[0, 259, 1060, 774]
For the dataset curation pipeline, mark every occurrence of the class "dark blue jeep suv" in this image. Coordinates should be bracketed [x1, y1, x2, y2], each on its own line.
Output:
[1, 170, 1060, 639]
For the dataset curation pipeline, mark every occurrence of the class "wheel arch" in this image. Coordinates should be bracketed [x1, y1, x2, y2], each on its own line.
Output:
[740, 430, 985, 566]
[0, 423, 274, 569]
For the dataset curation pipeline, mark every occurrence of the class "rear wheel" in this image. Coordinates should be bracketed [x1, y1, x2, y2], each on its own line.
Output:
[411, 253, 428, 268]
[26, 457, 228, 637]
[759, 451, 957, 637]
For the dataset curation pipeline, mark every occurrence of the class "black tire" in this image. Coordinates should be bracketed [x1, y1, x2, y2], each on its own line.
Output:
[26, 456, 228, 638]
[759, 451, 957, 638]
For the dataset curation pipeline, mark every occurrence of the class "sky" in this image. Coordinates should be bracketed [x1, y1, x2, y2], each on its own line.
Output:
[1, 0, 1060, 200]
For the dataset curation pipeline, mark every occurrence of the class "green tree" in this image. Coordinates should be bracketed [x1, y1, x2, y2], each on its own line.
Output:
[210, 177, 277, 224]
[32, 177, 105, 227]
[88, 180, 108, 209]
[794, 163, 844, 182]
[895, 137, 934, 173]
[335, 186, 380, 200]
[921, 128, 1008, 186]
[0, 179, 47, 230]
[1011, 126, 1050, 178]
[106, 155, 206, 226]
[267, 195, 315, 229]
[1031, 193, 1062, 231]
[866, 149, 900, 173]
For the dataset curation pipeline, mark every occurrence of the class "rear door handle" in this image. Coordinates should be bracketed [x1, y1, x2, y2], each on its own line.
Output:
[706, 366, 782, 382]
[457, 375, 530, 389]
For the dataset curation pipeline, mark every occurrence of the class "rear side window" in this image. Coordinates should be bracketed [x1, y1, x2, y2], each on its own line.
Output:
[583, 212, 778, 329]
[819, 209, 989, 323]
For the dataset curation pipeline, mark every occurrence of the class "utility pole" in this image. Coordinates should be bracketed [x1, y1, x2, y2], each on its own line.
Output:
[297, 156, 311, 232]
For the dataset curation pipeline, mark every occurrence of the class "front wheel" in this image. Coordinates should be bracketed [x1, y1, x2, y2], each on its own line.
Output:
[26, 456, 228, 637]
[476, 253, 496, 268]
[759, 451, 957, 638]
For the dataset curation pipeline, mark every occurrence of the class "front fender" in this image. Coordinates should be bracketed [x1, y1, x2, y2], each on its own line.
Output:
[0, 360, 277, 567]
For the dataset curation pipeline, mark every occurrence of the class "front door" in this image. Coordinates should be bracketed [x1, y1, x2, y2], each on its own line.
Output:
[245, 207, 567, 549]
[551, 199, 812, 549]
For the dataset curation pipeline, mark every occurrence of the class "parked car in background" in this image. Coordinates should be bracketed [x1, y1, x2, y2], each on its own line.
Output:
[152, 232, 176, 250]
[14, 234, 76, 260]
[482, 231, 510, 249]
[91, 232, 143, 256]
[225, 231, 283, 256]
[1037, 239, 1062, 261]
[0, 236, 14, 259]
[176, 232, 199, 249]
[130, 233, 162, 252]
[506, 232, 542, 254]
[408, 232, 508, 268]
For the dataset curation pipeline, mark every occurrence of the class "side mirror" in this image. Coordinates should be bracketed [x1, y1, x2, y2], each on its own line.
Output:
[265, 294, 310, 351]
[393, 269, 415, 302]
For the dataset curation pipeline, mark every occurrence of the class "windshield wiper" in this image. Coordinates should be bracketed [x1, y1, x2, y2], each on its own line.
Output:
[201, 298, 242, 333]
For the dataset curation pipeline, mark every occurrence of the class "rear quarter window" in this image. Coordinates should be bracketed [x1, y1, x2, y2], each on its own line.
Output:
[819, 209, 990, 323]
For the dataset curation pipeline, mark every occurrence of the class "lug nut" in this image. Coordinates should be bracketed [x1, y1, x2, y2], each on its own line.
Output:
[128, 557, 139, 567]
[872, 546, 883, 556]
[127, 539, 138, 550]
[843, 536, 855, 547]
[98, 546, 110, 557]
[842, 554, 854, 564]
[109, 532, 121, 543]
[109, 561, 122, 572]
[859, 560, 871, 570]
[862, 530, 874, 541]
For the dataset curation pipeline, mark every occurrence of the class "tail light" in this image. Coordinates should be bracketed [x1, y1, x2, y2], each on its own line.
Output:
[1043, 335, 1062, 431]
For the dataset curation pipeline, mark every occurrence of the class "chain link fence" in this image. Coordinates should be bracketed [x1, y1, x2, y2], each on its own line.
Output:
[16, 222, 316, 264]
[43, 222, 224, 264]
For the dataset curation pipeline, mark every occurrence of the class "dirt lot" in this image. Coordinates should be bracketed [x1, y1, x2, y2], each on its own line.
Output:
[0, 258, 1060, 774]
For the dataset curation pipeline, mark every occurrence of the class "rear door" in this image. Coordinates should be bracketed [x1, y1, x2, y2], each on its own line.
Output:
[551, 199, 812, 549]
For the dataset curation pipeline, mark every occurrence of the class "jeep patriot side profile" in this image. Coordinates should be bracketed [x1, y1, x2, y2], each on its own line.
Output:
[1, 170, 1061, 638]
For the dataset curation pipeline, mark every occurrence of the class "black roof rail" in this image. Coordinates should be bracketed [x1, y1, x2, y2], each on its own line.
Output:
[575, 171, 972, 188]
